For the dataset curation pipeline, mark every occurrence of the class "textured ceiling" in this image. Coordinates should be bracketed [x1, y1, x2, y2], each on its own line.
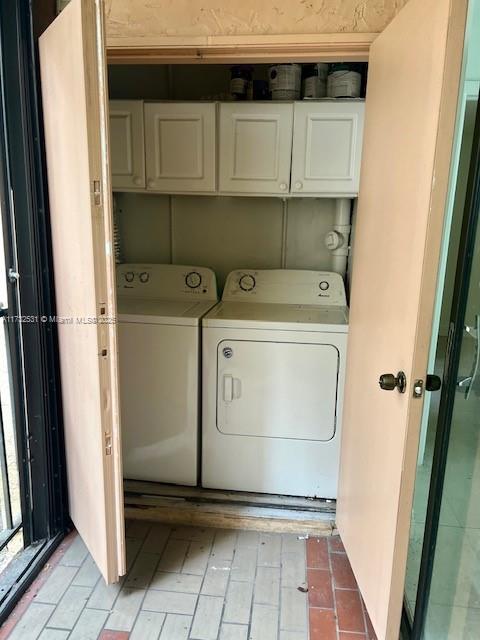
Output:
[105, 0, 409, 38]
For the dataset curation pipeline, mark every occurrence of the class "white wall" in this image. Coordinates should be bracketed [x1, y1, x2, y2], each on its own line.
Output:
[115, 193, 338, 289]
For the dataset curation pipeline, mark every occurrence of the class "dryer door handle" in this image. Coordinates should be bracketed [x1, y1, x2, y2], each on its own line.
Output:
[223, 375, 242, 403]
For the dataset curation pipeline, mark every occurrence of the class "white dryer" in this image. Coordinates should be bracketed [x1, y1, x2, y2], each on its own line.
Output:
[202, 269, 348, 498]
[117, 264, 217, 485]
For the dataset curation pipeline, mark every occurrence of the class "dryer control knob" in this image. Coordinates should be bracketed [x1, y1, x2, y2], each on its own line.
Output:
[239, 274, 256, 292]
[139, 272, 149, 283]
[319, 281, 330, 291]
[185, 271, 202, 288]
[124, 271, 135, 283]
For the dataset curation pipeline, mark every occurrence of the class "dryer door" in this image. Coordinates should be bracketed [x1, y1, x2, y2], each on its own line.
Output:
[217, 340, 339, 440]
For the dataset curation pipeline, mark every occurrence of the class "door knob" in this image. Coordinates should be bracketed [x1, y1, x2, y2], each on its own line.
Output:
[379, 371, 407, 393]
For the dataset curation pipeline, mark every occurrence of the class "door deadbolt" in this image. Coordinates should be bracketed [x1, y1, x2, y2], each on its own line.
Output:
[379, 371, 407, 393]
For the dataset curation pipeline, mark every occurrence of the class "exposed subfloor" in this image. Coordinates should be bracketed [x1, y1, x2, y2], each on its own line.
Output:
[0, 522, 377, 640]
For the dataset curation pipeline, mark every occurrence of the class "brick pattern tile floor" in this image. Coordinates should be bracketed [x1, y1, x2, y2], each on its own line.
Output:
[0, 522, 377, 640]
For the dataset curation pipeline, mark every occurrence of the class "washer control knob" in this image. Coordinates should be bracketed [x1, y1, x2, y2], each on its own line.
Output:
[185, 271, 202, 289]
[239, 274, 256, 292]
[139, 272, 149, 283]
[319, 281, 330, 291]
[124, 271, 135, 283]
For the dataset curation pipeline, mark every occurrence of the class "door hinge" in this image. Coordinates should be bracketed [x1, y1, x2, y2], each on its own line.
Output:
[105, 433, 112, 456]
[93, 180, 102, 206]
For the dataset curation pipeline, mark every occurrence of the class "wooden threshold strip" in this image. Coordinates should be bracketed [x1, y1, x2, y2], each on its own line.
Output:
[124, 481, 336, 535]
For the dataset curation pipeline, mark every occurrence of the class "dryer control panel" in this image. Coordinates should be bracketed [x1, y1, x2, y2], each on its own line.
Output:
[222, 269, 346, 306]
[117, 264, 218, 301]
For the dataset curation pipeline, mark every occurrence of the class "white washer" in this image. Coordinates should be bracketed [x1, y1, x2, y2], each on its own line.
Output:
[117, 264, 217, 485]
[202, 269, 348, 498]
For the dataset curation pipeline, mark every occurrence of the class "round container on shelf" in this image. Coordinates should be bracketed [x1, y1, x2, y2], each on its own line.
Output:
[327, 64, 362, 98]
[302, 63, 328, 98]
[269, 64, 301, 100]
[230, 66, 253, 100]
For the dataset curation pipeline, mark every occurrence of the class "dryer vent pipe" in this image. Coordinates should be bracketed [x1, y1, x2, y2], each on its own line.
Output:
[325, 198, 352, 277]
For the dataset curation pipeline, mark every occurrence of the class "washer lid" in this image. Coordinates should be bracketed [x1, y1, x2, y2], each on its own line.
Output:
[118, 298, 217, 326]
[203, 301, 349, 332]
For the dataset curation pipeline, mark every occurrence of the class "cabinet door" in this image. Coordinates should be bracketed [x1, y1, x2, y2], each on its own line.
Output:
[218, 103, 293, 194]
[109, 100, 145, 190]
[291, 101, 365, 196]
[144, 102, 216, 192]
[39, 0, 125, 583]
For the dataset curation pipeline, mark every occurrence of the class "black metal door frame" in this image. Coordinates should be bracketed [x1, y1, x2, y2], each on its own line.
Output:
[0, 0, 68, 621]
[402, 91, 480, 640]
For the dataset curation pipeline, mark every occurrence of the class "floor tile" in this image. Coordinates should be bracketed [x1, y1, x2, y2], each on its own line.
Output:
[59, 536, 89, 567]
[150, 571, 202, 593]
[338, 633, 366, 639]
[328, 536, 345, 553]
[201, 559, 231, 597]
[38, 631, 70, 640]
[105, 587, 145, 631]
[254, 566, 280, 606]
[219, 623, 249, 639]
[258, 533, 281, 568]
[157, 539, 189, 573]
[211, 530, 237, 561]
[250, 604, 278, 640]
[182, 540, 211, 576]
[281, 552, 307, 589]
[69, 608, 109, 640]
[231, 546, 257, 582]
[331, 552, 357, 589]
[170, 526, 214, 543]
[280, 587, 308, 632]
[190, 595, 224, 640]
[335, 588, 366, 634]
[98, 632, 130, 640]
[46, 585, 91, 630]
[141, 524, 171, 554]
[237, 530, 260, 548]
[279, 631, 307, 640]
[35, 566, 78, 605]
[158, 613, 192, 639]
[130, 610, 166, 640]
[281, 534, 305, 554]
[223, 580, 254, 625]
[8, 603, 55, 640]
[126, 519, 152, 540]
[86, 576, 123, 610]
[309, 608, 337, 640]
[125, 551, 160, 589]
[307, 568, 334, 608]
[72, 555, 101, 588]
[306, 538, 329, 570]
[143, 589, 198, 615]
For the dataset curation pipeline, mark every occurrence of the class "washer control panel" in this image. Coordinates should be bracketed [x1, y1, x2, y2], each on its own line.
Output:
[117, 264, 217, 301]
[223, 269, 346, 306]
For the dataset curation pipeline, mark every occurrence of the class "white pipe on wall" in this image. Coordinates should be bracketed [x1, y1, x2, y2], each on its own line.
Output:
[325, 198, 352, 277]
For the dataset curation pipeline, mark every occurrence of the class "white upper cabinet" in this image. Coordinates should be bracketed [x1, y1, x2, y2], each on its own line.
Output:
[291, 101, 365, 196]
[144, 102, 216, 192]
[218, 103, 294, 195]
[109, 100, 145, 190]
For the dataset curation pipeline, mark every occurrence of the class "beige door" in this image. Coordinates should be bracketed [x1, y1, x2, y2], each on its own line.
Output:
[336, 0, 467, 639]
[39, 0, 125, 583]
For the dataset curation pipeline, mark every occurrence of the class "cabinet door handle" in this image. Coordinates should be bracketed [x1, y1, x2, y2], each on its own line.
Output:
[133, 176, 142, 186]
[294, 181, 303, 190]
[279, 182, 288, 191]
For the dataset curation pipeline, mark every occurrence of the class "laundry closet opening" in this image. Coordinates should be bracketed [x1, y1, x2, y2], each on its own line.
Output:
[107, 60, 368, 531]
